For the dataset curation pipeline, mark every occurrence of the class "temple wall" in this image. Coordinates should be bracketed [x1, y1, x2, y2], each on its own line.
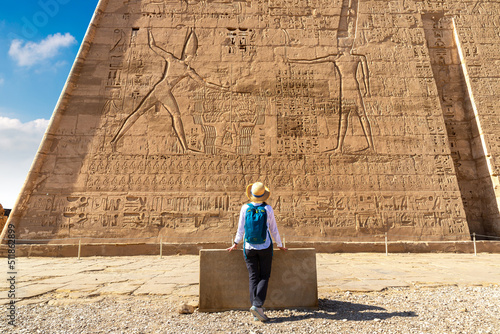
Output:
[4, 0, 500, 244]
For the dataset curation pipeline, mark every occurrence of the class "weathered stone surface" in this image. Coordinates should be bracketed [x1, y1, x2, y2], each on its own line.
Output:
[2, 0, 500, 246]
[0, 204, 7, 234]
[7, 253, 500, 306]
[199, 249, 318, 311]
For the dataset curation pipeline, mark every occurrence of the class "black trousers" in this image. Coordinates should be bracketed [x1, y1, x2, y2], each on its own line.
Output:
[244, 244, 273, 308]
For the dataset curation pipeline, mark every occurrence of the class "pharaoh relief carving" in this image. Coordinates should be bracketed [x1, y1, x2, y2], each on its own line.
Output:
[286, 0, 374, 154]
[106, 0, 376, 156]
[110, 28, 229, 152]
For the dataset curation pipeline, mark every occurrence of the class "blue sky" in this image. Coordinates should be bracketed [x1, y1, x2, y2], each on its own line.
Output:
[0, 0, 99, 208]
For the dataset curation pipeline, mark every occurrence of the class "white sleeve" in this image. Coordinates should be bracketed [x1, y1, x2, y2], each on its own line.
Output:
[233, 204, 247, 244]
[266, 205, 283, 247]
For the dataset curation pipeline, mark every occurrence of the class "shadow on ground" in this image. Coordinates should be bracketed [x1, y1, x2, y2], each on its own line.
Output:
[269, 298, 417, 323]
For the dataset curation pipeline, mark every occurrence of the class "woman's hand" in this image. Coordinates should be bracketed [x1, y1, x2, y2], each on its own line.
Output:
[226, 244, 238, 252]
[278, 246, 288, 251]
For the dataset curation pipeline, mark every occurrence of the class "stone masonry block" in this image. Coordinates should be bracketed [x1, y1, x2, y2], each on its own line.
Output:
[199, 248, 318, 312]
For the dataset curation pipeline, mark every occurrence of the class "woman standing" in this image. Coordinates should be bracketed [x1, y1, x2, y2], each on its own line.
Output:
[227, 182, 287, 322]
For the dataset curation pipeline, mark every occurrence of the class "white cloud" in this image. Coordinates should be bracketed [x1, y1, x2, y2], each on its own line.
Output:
[0, 116, 49, 208]
[0, 77, 4, 86]
[0, 116, 49, 148]
[8, 33, 77, 67]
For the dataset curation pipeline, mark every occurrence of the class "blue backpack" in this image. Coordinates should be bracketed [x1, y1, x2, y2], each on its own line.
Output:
[244, 203, 268, 244]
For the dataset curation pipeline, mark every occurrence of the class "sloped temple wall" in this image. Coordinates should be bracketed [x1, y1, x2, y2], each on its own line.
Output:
[2, 0, 500, 245]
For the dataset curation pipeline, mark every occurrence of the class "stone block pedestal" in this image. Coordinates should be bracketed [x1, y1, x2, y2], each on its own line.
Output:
[199, 248, 318, 312]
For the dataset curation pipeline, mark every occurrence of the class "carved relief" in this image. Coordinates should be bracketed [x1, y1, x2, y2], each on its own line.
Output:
[424, 12, 499, 235]
[286, 0, 374, 154]
[192, 89, 267, 154]
[110, 28, 228, 152]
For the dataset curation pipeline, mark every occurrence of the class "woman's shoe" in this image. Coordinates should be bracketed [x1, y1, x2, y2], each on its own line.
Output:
[250, 305, 269, 322]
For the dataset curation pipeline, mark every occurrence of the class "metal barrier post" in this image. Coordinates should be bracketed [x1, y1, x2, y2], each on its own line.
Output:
[78, 239, 81, 260]
[283, 234, 286, 248]
[385, 232, 388, 256]
[473, 233, 477, 256]
[160, 237, 163, 259]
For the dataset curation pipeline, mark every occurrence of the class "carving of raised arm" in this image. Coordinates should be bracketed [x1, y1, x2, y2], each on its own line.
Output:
[148, 29, 174, 60]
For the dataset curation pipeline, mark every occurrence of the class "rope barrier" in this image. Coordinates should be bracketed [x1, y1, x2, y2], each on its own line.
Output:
[7, 232, 500, 258]
[280, 234, 476, 241]
[12, 233, 500, 244]
[16, 235, 234, 243]
[16, 237, 159, 242]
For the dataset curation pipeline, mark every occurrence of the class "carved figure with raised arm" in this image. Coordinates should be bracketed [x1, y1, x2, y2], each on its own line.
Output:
[287, 36, 374, 153]
[111, 28, 228, 152]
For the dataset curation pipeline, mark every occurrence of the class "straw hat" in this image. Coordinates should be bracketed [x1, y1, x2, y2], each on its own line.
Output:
[246, 182, 270, 203]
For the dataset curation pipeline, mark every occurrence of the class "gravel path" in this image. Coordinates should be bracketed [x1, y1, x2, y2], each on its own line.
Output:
[7, 285, 499, 333]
